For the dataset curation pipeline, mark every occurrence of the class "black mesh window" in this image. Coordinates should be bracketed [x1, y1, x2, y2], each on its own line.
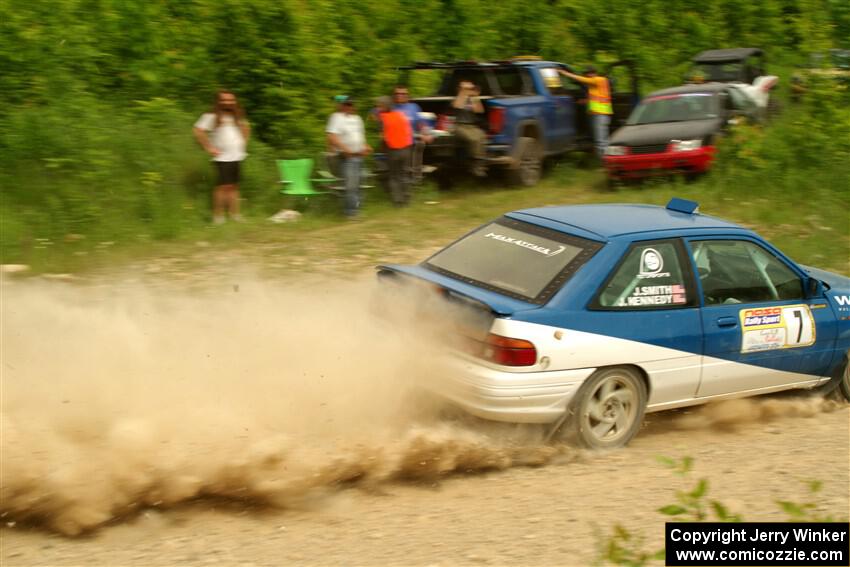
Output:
[425, 217, 602, 304]
[593, 240, 697, 310]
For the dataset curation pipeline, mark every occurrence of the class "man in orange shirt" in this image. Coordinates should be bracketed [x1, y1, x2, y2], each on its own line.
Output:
[559, 66, 612, 159]
[375, 96, 414, 206]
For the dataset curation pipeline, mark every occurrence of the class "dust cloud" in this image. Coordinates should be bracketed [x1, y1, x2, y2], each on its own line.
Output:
[0, 277, 563, 536]
[677, 396, 844, 431]
[3, 277, 842, 536]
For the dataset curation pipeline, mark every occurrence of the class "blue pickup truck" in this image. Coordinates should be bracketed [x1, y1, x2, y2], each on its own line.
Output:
[400, 57, 639, 188]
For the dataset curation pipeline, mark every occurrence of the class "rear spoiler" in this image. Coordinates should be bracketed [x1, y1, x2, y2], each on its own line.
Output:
[376, 264, 540, 316]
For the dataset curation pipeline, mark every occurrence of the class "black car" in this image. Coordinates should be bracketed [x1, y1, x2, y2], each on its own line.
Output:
[603, 83, 759, 180]
[691, 47, 767, 84]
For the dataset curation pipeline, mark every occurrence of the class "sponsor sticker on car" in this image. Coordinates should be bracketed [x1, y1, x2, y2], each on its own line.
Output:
[739, 305, 816, 353]
[637, 248, 671, 279]
[621, 284, 687, 307]
[484, 232, 566, 257]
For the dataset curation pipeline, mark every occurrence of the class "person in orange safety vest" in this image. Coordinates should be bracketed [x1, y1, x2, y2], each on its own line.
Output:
[375, 96, 414, 206]
[559, 65, 612, 159]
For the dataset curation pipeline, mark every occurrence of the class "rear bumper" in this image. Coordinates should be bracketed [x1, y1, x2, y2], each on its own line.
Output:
[604, 146, 716, 179]
[424, 356, 595, 424]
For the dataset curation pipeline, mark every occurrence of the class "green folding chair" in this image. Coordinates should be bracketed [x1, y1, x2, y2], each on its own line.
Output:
[277, 158, 337, 196]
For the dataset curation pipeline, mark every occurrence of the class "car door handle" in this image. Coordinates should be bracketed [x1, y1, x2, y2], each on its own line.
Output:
[716, 316, 738, 328]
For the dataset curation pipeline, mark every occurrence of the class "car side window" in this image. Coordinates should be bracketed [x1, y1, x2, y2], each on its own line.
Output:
[690, 240, 803, 306]
[594, 241, 694, 309]
[519, 69, 537, 95]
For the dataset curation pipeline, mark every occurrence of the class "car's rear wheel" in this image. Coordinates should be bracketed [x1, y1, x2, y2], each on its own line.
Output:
[564, 366, 647, 449]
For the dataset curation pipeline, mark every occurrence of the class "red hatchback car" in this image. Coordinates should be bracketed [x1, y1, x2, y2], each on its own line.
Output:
[603, 82, 759, 181]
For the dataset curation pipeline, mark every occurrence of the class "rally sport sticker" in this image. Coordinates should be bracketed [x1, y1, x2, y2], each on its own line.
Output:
[739, 304, 815, 353]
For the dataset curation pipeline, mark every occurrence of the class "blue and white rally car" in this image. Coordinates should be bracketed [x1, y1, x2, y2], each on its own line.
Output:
[378, 198, 850, 448]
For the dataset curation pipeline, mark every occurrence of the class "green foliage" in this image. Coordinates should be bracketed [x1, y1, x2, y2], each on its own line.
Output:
[0, 95, 282, 266]
[595, 457, 848, 566]
[776, 479, 845, 522]
[694, 75, 850, 271]
[595, 524, 666, 567]
[655, 455, 693, 476]
[655, 456, 741, 523]
[0, 0, 848, 267]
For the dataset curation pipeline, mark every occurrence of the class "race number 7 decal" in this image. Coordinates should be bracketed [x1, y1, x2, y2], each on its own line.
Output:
[794, 310, 803, 343]
[783, 306, 815, 347]
[739, 304, 815, 353]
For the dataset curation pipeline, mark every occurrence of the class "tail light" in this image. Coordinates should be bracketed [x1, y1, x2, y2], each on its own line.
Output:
[488, 107, 506, 134]
[481, 333, 537, 366]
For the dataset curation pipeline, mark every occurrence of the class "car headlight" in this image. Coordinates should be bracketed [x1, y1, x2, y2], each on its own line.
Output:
[671, 139, 702, 152]
[605, 145, 627, 156]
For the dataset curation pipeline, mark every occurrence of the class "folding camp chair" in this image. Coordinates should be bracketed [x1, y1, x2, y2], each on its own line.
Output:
[277, 158, 337, 197]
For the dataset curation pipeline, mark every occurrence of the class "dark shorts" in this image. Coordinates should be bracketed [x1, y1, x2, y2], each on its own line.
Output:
[215, 161, 241, 185]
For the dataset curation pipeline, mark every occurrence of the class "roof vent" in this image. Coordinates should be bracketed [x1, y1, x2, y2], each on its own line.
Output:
[666, 197, 700, 215]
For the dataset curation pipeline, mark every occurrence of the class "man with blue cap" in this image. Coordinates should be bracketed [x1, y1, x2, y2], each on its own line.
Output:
[326, 95, 371, 218]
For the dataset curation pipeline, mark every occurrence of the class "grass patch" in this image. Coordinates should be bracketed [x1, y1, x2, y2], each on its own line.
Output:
[10, 153, 846, 279]
[3, 85, 848, 278]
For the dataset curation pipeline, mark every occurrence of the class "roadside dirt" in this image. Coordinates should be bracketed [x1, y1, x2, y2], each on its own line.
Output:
[1, 269, 848, 567]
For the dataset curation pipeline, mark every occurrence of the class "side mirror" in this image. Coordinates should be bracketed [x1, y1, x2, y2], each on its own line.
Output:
[805, 277, 821, 298]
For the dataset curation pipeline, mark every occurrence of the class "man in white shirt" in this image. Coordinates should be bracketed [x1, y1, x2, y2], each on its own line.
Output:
[193, 91, 250, 224]
[326, 95, 371, 218]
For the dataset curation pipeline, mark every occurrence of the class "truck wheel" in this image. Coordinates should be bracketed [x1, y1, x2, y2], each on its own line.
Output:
[434, 168, 455, 191]
[605, 176, 621, 192]
[509, 137, 542, 187]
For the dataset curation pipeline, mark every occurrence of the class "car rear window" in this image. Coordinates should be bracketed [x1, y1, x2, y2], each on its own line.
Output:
[424, 217, 602, 304]
[494, 68, 534, 95]
[438, 69, 494, 96]
[696, 62, 743, 82]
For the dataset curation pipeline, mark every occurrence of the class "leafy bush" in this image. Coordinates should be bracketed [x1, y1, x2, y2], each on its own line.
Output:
[1, 0, 848, 267]
[594, 456, 849, 566]
[0, 96, 281, 265]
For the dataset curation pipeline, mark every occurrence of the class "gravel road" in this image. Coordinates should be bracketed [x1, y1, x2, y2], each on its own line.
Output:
[2, 264, 848, 567]
[3, 399, 848, 566]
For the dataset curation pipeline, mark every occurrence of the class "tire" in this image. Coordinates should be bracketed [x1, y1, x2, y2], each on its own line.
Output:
[809, 355, 849, 401]
[684, 172, 705, 184]
[563, 366, 647, 449]
[434, 167, 455, 191]
[839, 358, 850, 402]
[508, 137, 542, 187]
